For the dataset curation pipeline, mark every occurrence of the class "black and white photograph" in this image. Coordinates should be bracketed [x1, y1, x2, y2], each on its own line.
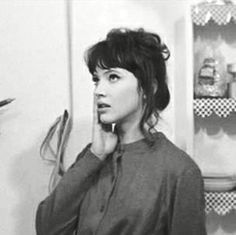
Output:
[1, 0, 236, 234]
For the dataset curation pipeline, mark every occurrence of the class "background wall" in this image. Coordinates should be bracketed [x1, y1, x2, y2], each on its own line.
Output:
[0, 0, 234, 235]
[0, 1, 69, 234]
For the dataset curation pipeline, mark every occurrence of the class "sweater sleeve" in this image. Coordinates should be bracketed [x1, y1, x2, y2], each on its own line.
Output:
[35, 145, 103, 235]
[169, 166, 207, 235]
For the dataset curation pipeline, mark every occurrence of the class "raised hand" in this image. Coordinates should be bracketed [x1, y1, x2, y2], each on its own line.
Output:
[90, 96, 118, 160]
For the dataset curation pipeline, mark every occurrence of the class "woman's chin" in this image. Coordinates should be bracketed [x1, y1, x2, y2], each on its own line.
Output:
[100, 120, 114, 125]
[100, 117, 114, 124]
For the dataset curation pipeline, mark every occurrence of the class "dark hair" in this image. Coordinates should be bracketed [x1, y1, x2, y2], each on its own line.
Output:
[84, 28, 170, 142]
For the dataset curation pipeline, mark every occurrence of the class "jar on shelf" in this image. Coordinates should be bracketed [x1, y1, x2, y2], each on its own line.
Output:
[194, 57, 228, 98]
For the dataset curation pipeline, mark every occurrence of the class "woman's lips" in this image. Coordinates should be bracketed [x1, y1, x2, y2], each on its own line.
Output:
[97, 103, 111, 112]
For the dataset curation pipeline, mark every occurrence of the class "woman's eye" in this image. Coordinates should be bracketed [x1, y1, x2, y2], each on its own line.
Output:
[92, 76, 99, 85]
[109, 74, 119, 82]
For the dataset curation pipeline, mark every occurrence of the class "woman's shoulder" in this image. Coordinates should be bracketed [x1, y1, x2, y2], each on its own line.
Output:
[152, 132, 202, 177]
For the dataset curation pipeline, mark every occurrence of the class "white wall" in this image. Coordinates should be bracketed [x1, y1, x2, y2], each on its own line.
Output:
[0, 1, 69, 234]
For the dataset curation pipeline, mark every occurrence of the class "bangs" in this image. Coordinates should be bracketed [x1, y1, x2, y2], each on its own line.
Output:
[85, 40, 134, 74]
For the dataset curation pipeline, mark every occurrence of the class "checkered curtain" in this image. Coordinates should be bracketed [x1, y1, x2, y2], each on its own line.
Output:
[205, 192, 236, 215]
[192, 5, 236, 25]
[194, 98, 236, 117]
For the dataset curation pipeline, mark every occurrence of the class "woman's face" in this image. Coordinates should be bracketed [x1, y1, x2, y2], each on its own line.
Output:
[93, 67, 144, 126]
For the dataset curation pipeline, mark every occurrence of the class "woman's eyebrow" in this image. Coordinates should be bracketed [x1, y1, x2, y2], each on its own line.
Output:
[104, 68, 120, 74]
[93, 68, 121, 77]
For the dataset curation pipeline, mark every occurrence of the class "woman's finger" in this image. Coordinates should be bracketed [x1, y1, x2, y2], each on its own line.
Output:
[93, 94, 99, 125]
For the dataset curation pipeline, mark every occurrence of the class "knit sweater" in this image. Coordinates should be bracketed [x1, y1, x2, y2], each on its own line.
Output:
[36, 132, 206, 235]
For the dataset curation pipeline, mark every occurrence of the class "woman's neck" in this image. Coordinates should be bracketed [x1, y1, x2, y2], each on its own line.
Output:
[116, 122, 144, 145]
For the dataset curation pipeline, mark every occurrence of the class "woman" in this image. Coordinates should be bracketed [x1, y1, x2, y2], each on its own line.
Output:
[36, 28, 206, 235]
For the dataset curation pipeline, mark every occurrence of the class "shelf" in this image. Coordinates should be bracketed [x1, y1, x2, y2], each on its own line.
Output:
[205, 191, 236, 215]
[194, 98, 236, 117]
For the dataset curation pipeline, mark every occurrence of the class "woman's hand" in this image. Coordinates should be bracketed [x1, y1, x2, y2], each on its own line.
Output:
[90, 96, 118, 161]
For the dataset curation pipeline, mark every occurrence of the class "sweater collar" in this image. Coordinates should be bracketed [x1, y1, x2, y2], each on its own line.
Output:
[117, 131, 164, 153]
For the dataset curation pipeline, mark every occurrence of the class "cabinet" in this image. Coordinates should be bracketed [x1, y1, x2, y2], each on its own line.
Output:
[174, 1, 236, 194]
[178, 0, 236, 216]
[191, 1, 236, 178]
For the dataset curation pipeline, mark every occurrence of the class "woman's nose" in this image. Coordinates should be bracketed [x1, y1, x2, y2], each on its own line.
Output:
[94, 80, 107, 97]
